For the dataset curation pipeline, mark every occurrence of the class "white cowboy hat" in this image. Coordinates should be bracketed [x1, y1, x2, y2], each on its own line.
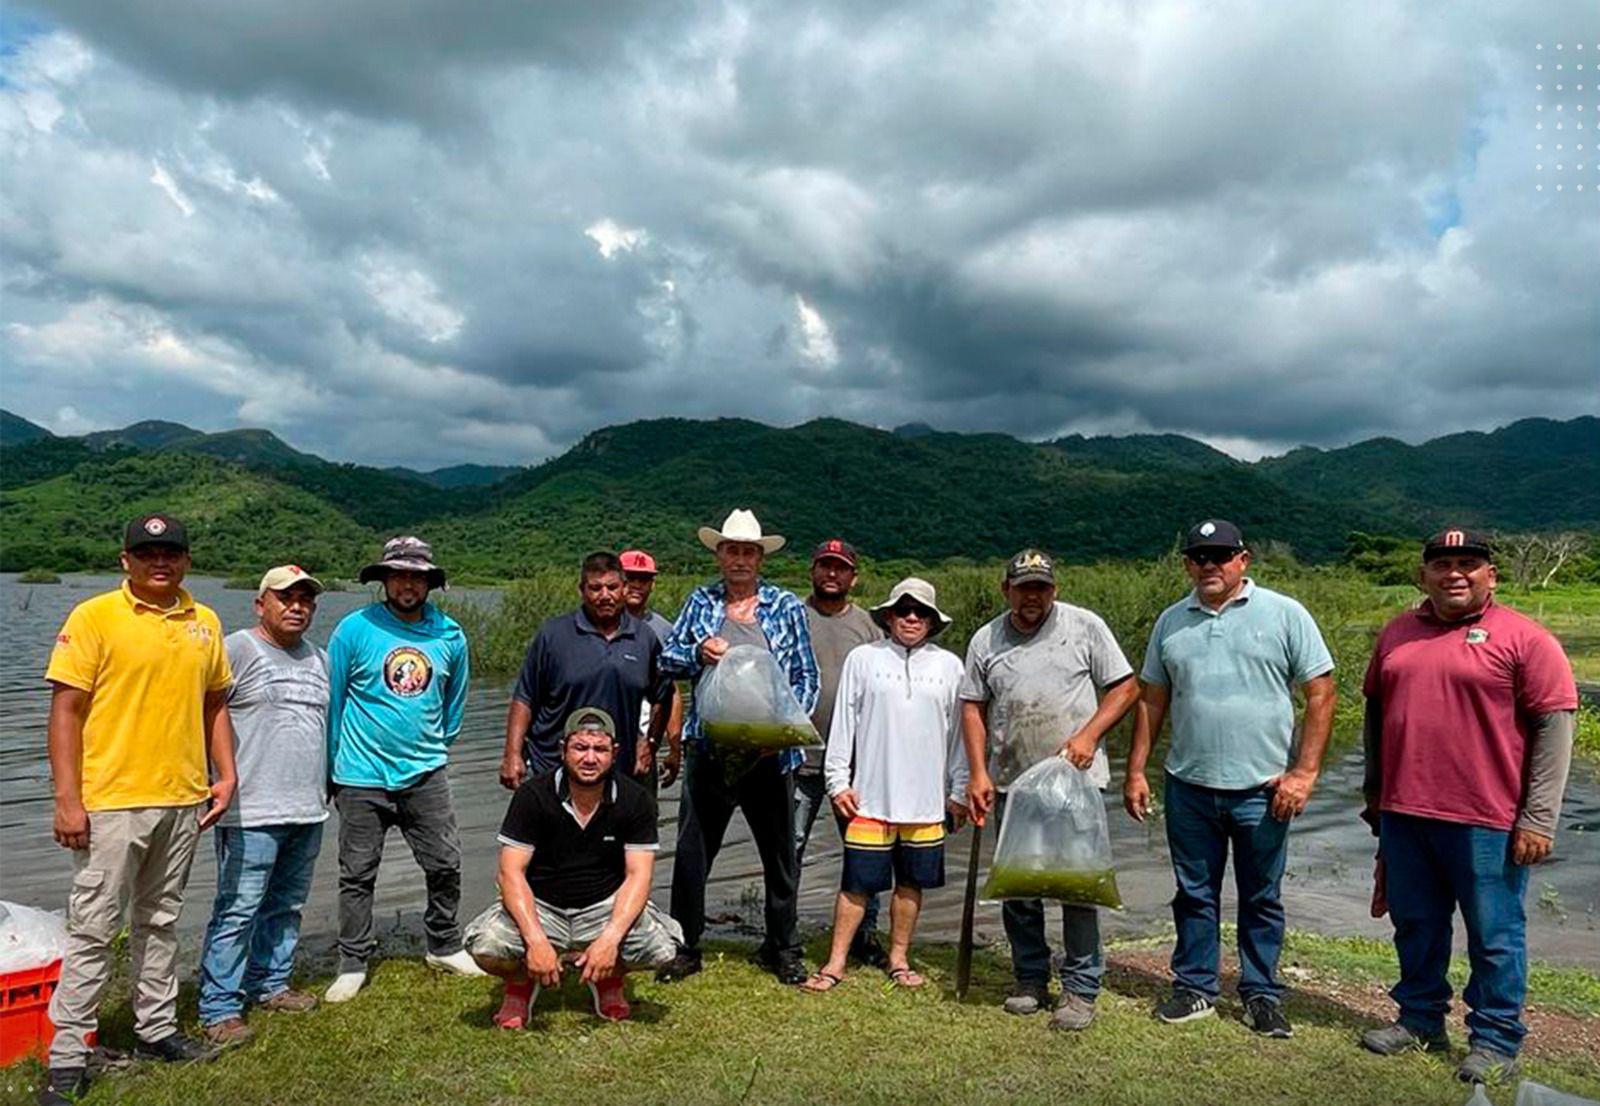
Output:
[870, 577, 953, 636]
[697, 509, 786, 554]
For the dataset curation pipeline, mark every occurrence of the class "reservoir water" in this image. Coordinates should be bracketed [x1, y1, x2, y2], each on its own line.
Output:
[2, 573, 1594, 967]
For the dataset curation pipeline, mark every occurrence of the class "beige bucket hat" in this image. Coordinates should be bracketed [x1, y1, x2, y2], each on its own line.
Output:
[870, 577, 953, 636]
[697, 509, 786, 554]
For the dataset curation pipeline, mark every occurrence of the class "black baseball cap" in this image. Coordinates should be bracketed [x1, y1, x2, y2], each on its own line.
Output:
[1182, 519, 1245, 554]
[1422, 528, 1494, 562]
[124, 513, 189, 552]
[811, 538, 858, 568]
[1005, 548, 1055, 585]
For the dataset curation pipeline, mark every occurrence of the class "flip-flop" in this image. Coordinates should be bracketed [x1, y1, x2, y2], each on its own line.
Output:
[800, 970, 845, 994]
[887, 967, 926, 989]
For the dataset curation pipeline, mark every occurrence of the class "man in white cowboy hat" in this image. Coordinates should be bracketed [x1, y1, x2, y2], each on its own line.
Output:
[656, 509, 820, 985]
[323, 536, 483, 1003]
[801, 578, 969, 994]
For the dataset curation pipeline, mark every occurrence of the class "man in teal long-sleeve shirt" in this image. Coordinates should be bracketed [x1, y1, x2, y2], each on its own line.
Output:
[324, 536, 483, 1003]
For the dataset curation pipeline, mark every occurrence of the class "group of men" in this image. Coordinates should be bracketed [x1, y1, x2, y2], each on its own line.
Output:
[37, 507, 1577, 1103]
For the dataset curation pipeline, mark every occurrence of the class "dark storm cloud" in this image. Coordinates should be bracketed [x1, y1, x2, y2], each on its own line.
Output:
[1, 0, 1594, 468]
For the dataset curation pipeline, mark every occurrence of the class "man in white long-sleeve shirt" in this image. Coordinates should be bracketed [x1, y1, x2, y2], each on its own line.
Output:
[801, 578, 969, 992]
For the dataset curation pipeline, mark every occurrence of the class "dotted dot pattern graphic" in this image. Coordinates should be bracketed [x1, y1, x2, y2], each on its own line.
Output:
[1534, 44, 1600, 193]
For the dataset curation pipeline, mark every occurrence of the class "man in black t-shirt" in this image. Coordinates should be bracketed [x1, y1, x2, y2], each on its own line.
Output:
[465, 708, 682, 1028]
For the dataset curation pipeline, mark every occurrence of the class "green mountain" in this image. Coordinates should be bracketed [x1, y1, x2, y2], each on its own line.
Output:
[385, 463, 525, 489]
[1256, 416, 1599, 531]
[0, 410, 52, 446]
[0, 410, 1593, 576]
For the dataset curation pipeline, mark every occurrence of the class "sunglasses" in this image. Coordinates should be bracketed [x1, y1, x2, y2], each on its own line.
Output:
[889, 604, 934, 620]
[1185, 549, 1242, 567]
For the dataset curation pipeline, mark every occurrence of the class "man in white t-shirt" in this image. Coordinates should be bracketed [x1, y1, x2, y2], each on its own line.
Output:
[196, 566, 331, 1046]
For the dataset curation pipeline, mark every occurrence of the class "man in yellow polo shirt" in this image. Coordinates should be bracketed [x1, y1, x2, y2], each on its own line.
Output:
[40, 513, 239, 1106]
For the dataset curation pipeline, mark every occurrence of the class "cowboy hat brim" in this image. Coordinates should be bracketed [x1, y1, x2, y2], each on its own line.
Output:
[697, 526, 786, 554]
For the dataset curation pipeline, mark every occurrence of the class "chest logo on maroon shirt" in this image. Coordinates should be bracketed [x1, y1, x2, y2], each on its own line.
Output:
[383, 646, 434, 697]
[1465, 628, 1490, 645]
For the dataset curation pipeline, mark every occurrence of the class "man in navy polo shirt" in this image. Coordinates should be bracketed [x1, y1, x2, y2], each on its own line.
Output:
[498, 552, 674, 790]
[466, 709, 682, 1027]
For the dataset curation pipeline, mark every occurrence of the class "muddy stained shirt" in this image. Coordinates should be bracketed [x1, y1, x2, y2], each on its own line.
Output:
[959, 602, 1134, 790]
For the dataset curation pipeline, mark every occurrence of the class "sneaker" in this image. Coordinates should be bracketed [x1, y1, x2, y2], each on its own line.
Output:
[1048, 992, 1096, 1032]
[425, 949, 488, 977]
[324, 970, 367, 1004]
[257, 988, 318, 1013]
[1003, 982, 1051, 1016]
[1359, 1021, 1450, 1056]
[587, 976, 631, 1021]
[199, 1017, 255, 1047]
[848, 931, 890, 970]
[1456, 1047, 1520, 1085]
[1154, 989, 1215, 1024]
[1242, 996, 1292, 1039]
[753, 947, 808, 985]
[132, 1033, 220, 1064]
[655, 949, 703, 983]
[37, 1066, 88, 1106]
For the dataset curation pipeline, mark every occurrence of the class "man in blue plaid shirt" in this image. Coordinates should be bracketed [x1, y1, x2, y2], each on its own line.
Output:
[656, 509, 819, 985]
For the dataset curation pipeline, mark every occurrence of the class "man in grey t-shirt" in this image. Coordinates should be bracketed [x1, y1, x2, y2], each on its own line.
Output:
[961, 549, 1139, 1031]
[196, 566, 331, 1045]
[793, 540, 886, 965]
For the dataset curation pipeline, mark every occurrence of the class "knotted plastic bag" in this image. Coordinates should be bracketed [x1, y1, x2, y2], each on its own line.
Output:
[982, 757, 1122, 908]
[0, 901, 68, 971]
[698, 644, 821, 750]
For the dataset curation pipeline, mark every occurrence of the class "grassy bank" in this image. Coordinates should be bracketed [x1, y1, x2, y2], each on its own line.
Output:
[4, 933, 1595, 1106]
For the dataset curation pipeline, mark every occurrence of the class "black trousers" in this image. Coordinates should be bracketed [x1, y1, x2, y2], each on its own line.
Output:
[670, 746, 800, 957]
[333, 766, 462, 971]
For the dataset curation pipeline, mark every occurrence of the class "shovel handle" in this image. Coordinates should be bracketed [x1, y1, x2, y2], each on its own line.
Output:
[954, 820, 983, 1001]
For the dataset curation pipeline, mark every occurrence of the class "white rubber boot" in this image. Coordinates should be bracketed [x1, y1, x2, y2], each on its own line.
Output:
[425, 949, 488, 977]
[324, 971, 367, 1003]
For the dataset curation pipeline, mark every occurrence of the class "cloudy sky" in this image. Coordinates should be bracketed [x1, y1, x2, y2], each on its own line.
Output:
[2, 2, 1595, 467]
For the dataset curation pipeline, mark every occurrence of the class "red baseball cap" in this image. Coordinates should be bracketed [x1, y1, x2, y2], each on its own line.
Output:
[811, 538, 858, 568]
[620, 549, 658, 575]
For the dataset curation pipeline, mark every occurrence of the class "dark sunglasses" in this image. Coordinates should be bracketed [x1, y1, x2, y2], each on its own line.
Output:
[889, 603, 934, 620]
[1185, 549, 1241, 567]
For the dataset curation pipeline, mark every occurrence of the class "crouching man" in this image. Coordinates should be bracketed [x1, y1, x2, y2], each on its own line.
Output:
[466, 708, 683, 1028]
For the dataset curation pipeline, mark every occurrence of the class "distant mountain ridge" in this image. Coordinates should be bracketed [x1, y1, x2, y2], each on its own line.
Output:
[0, 409, 1594, 575]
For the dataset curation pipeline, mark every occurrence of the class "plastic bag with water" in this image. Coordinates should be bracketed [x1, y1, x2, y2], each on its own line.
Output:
[697, 644, 821, 751]
[982, 757, 1122, 908]
[0, 901, 68, 972]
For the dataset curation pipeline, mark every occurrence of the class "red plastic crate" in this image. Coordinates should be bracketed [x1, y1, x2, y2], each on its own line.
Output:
[0, 960, 62, 1066]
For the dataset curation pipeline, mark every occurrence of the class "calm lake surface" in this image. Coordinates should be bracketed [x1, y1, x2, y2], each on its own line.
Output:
[2, 573, 1595, 967]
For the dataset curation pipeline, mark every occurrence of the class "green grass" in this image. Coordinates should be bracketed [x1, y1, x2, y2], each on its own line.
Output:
[16, 567, 60, 583]
[4, 935, 1595, 1106]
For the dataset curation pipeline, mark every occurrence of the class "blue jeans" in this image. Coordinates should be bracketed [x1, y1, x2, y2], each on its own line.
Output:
[995, 793, 1104, 999]
[1164, 773, 1290, 1002]
[198, 823, 324, 1024]
[1380, 812, 1530, 1057]
[793, 771, 881, 933]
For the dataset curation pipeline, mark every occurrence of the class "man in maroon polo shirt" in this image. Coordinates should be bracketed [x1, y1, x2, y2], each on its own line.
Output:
[1359, 528, 1578, 1085]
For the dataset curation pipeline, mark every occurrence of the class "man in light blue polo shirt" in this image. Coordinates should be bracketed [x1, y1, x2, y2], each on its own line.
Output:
[1124, 519, 1336, 1039]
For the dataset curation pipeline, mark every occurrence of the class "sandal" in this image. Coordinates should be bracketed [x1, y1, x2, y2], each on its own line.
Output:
[887, 967, 925, 989]
[800, 970, 845, 994]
